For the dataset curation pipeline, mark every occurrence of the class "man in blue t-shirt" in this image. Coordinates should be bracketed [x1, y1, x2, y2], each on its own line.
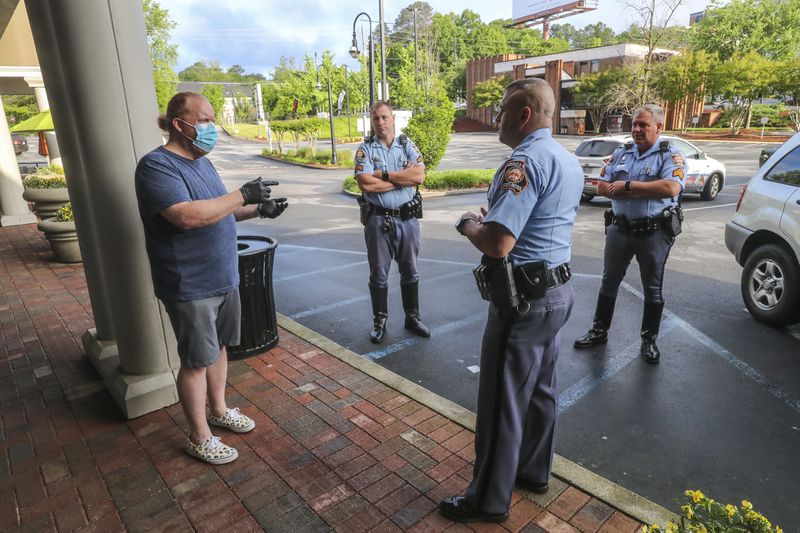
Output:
[135, 92, 287, 465]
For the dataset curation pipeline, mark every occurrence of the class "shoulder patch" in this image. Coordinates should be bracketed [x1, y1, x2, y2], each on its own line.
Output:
[355, 148, 366, 162]
[355, 163, 364, 173]
[499, 160, 528, 195]
[416, 154, 424, 163]
[671, 153, 685, 169]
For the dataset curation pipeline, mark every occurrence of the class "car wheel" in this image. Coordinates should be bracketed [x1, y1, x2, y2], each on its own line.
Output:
[700, 173, 721, 201]
[581, 193, 595, 203]
[741, 244, 800, 326]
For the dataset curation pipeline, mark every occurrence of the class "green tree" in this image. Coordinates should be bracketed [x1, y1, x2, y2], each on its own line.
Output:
[404, 90, 455, 172]
[232, 91, 253, 123]
[471, 75, 511, 109]
[142, 0, 178, 112]
[571, 68, 629, 132]
[551, 22, 616, 49]
[773, 58, 800, 131]
[1, 95, 38, 124]
[650, 50, 715, 130]
[200, 84, 225, 122]
[178, 60, 266, 83]
[693, 0, 800, 61]
[707, 52, 775, 133]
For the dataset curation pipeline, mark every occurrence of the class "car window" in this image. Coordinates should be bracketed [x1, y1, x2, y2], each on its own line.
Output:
[764, 145, 800, 187]
[668, 139, 698, 159]
[575, 140, 622, 157]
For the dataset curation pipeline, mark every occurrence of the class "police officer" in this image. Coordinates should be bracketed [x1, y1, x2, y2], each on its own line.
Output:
[354, 101, 430, 344]
[439, 78, 582, 523]
[574, 103, 686, 364]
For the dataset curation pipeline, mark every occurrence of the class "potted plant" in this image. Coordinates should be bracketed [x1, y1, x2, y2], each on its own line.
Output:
[38, 203, 81, 263]
[21, 165, 69, 219]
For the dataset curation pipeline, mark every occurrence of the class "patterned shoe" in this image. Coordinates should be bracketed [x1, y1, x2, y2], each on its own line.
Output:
[185, 435, 238, 465]
[208, 407, 256, 433]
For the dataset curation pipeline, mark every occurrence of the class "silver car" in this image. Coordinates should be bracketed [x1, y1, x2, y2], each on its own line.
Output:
[725, 132, 800, 326]
[575, 135, 726, 202]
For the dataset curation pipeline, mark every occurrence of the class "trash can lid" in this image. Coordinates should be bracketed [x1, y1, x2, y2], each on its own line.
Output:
[237, 235, 277, 255]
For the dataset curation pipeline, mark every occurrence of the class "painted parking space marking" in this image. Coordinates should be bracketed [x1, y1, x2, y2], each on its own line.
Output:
[274, 260, 369, 282]
[363, 313, 485, 361]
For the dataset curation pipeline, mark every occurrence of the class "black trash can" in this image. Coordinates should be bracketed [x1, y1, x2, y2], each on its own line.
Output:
[229, 235, 279, 359]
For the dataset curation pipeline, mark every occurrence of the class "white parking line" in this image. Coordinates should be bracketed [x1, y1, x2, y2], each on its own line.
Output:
[683, 202, 737, 211]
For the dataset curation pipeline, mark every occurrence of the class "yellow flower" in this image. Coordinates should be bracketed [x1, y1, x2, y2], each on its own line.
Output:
[742, 500, 753, 510]
[696, 526, 708, 533]
[725, 504, 737, 517]
[690, 490, 705, 503]
[776, 527, 783, 533]
[681, 505, 694, 519]
[666, 522, 678, 533]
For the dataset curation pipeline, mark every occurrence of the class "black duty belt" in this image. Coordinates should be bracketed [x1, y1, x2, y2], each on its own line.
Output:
[370, 205, 403, 217]
[517, 262, 572, 290]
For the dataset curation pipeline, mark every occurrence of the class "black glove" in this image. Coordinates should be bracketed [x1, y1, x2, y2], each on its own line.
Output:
[258, 198, 288, 219]
[240, 177, 280, 205]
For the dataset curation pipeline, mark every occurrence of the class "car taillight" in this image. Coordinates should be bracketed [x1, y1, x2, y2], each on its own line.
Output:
[736, 184, 748, 212]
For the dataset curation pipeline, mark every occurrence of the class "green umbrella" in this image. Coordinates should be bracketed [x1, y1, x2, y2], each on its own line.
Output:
[10, 110, 54, 133]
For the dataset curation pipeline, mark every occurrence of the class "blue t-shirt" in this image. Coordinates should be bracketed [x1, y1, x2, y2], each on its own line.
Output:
[599, 137, 686, 219]
[135, 146, 238, 302]
[483, 128, 583, 268]
[354, 136, 424, 209]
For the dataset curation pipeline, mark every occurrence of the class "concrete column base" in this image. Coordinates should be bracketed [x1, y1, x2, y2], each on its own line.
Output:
[1, 212, 38, 226]
[83, 328, 179, 418]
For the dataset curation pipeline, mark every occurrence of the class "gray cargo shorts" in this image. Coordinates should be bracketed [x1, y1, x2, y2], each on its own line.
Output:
[162, 289, 241, 369]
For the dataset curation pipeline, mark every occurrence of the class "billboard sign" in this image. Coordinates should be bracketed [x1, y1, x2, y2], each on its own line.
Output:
[513, 0, 595, 24]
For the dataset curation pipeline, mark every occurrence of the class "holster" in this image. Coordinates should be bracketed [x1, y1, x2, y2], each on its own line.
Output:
[473, 255, 521, 309]
[663, 206, 683, 238]
[400, 191, 423, 219]
[514, 261, 548, 300]
[356, 195, 371, 226]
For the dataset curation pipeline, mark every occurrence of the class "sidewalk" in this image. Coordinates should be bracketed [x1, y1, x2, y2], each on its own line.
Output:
[1, 223, 653, 532]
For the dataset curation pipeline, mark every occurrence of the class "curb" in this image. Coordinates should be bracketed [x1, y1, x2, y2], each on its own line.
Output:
[260, 154, 350, 171]
[342, 187, 488, 199]
[276, 312, 678, 526]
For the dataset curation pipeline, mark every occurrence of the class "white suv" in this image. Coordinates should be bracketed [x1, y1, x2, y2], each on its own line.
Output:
[725, 132, 800, 326]
[575, 135, 726, 202]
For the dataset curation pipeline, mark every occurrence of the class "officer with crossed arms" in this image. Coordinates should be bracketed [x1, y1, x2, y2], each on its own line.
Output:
[574, 103, 686, 364]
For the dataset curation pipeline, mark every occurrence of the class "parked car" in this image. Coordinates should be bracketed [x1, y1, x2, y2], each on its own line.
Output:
[725, 133, 800, 326]
[11, 134, 28, 155]
[759, 146, 778, 167]
[575, 135, 726, 202]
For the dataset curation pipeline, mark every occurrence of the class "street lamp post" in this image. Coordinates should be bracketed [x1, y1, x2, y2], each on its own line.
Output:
[316, 64, 338, 165]
[344, 64, 351, 138]
[350, 12, 376, 109]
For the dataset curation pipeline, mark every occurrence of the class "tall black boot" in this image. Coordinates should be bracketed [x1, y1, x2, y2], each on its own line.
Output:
[640, 301, 664, 364]
[369, 284, 388, 344]
[401, 281, 431, 338]
[574, 293, 616, 348]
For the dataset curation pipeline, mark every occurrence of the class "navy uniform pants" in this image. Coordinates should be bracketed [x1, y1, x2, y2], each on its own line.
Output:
[364, 214, 420, 287]
[599, 224, 674, 303]
[465, 282, 574, 514]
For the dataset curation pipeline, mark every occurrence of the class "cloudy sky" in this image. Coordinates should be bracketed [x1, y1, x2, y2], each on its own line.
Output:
[158, 0, 712, 77]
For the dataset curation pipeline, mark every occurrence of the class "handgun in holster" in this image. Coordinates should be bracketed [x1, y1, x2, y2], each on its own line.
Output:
[472, 255, 521, 309]
[603, 208, 614, 234]
[356, 195, 371, 226]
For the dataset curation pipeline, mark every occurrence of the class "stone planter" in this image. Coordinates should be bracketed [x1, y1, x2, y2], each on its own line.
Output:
[37, 217, 82, 263]
[22, 188, 70, 219]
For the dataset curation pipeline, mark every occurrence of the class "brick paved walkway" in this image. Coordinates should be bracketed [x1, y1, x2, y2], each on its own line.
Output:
[1, 224, 645, 532]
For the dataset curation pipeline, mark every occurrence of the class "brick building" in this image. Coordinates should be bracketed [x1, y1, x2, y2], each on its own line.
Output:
[465, 43, 699, 134]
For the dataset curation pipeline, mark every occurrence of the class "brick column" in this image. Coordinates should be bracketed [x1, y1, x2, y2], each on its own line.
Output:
[545, 60, 563, 134]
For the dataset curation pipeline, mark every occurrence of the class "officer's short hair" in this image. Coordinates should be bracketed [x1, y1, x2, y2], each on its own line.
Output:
[505, 78, 555, 118]
[634, 103, 665, 125]
[371, 100, 393, 114]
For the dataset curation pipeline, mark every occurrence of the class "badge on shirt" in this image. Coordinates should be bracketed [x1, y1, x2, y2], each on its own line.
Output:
[355, 148, 366, 162]
[672, 153, 685, 169]
[499, 160, 528, 195]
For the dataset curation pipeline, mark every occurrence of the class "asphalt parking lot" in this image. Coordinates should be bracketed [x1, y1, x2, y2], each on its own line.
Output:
[219, 131, 800, 527]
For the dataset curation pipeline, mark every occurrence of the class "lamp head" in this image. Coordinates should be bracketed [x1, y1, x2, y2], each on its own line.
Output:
[316, 81, 322, 90]
[349, 45, 360, 59]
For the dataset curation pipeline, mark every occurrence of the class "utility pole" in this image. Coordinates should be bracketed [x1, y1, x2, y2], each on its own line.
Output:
[413, 8, 418, 92]
[378, 0, 388, 101]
